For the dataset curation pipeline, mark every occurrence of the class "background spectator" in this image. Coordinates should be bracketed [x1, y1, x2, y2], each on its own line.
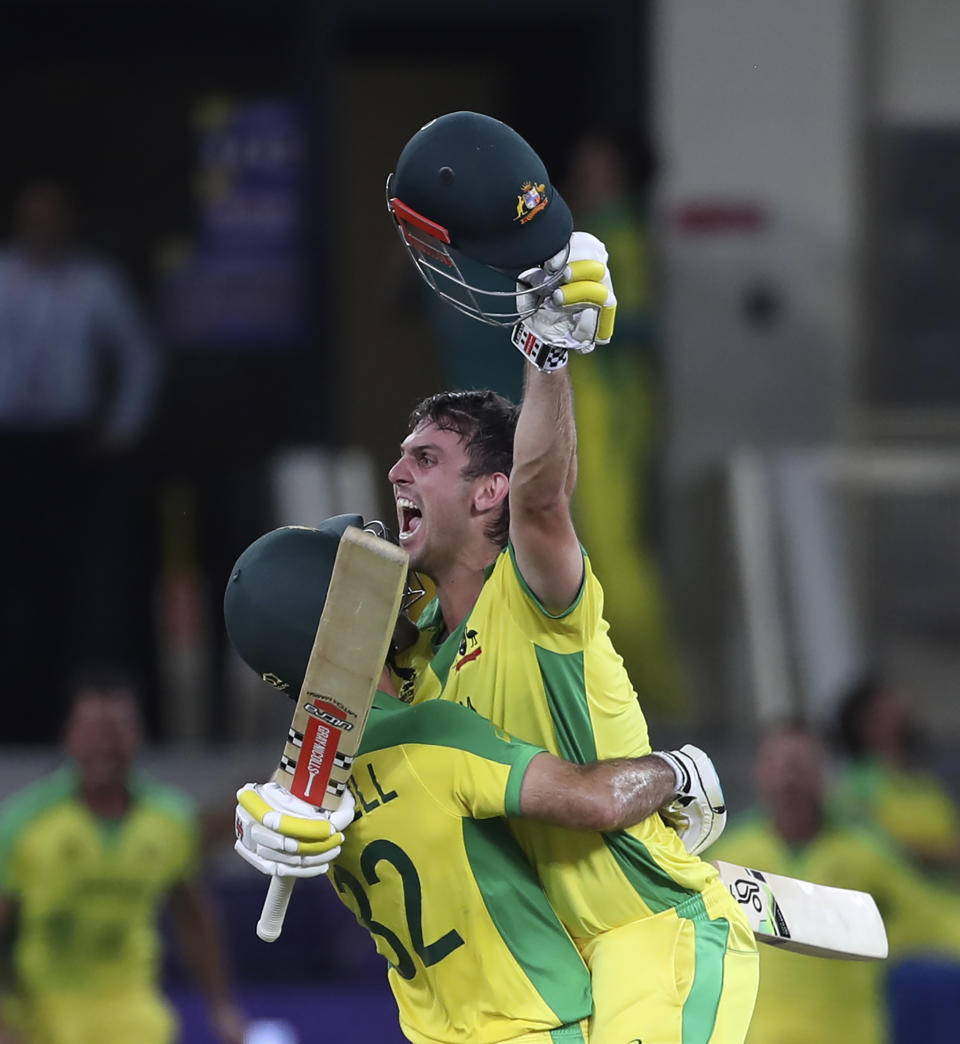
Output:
[558, 125, 687, 716]
[0, 667, 244, 1044]
[0, 181, 160, 740]
[710, 720, 960, 1044]
[832, 673, 960, 877]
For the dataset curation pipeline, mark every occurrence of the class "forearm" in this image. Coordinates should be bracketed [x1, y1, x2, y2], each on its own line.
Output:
[520, 752, 676, 832]
[510, 364, 577, 515]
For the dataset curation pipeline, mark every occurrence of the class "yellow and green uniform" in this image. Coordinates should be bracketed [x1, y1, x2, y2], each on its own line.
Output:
[567, 197, 686, 716]
[394, 547, 758, 1043]
[710, 811, 960, 1044]
[331, 690, 592, 1044]
[0, 766, 199, 1044]
[832, 758, 960, 868]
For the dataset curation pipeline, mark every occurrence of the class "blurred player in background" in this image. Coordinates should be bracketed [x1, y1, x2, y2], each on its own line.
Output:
[709, 719, 960, 1044]
[0, 182, 160, 741]
[832, 673, 960, 877]
[378, 112, 758, 1043]
[225, 519, 728, 1044]
[0, 668, 244, 1044]
[560, 125, 686, 716]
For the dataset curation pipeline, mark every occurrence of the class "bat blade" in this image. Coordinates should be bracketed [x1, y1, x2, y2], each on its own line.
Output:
[257, 526, 408, 942]
[712, 860, 889, 960]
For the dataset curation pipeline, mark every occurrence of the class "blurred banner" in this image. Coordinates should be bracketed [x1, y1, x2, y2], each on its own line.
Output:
[158, 96, 305, 350]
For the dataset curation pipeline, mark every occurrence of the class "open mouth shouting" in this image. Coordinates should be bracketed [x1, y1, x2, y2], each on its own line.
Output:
[396, 497, 423, 543]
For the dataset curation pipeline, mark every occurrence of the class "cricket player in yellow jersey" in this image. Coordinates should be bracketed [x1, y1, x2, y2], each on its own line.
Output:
[710, 720, 960, 1044]
[378, 112, 759, 1043]
[224, 521, 726, 1044]
[0, 672, 244, 1044]
[833, 674, 960, 875]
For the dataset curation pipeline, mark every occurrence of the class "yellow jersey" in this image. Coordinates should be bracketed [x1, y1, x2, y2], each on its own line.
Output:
[330, 690, 592, 1044]
[710, 811, 960, 1044]
[394, 545, 717, 939]
[0, 765, 198, 997]
[832, 758, 960, 866]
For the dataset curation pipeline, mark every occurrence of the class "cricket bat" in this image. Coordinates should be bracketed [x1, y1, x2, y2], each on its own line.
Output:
[712, 860, 889, 960]
[257, 526, 409, 942]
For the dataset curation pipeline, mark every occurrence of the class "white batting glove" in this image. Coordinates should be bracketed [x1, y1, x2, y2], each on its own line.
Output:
[234, 781, 355, 879]
[653, 745, 728, 856]
[511, 231, 617, 372]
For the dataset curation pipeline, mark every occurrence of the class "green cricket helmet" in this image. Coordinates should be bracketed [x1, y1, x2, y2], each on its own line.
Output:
[223, 515, 365, 700]
[386, 111, 574, 327]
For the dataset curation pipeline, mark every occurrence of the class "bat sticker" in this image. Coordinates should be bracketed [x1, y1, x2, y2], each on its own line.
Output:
[304, 700, 354, 730]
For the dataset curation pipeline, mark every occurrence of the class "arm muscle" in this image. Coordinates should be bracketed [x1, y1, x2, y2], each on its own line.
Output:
[509, 365, 583, 611]
[519, 751, 676, 832]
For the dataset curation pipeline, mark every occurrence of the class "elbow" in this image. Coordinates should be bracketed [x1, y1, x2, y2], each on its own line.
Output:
[576, 792, 625, 833]
[509, 489, 571, 529]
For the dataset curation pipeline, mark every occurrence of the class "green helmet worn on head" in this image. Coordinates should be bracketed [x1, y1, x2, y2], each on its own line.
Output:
[223, 514, 364, 700]
[386, 111, 574, 327]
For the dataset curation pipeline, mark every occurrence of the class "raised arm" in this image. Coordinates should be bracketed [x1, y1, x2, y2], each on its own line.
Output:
[508, 232, 616, 612]
[509, 363, 583, 612]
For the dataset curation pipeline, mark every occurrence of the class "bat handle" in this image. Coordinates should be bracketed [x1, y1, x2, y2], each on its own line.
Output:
[257, 875, 295, 942]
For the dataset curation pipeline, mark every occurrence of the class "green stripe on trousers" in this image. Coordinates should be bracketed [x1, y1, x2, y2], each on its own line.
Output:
[682, 916, 730, 1044]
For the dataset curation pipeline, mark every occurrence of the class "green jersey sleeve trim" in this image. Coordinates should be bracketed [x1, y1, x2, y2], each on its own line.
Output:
[360, 698, 544, 769]
[550, 1024, 587, 1044]
[0, 765, 77, 891]
[503, 747, 544, 818]
[462, 817, 592, 1024]
[507, 542, 586, 620]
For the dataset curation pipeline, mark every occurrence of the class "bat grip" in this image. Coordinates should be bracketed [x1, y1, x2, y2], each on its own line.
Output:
[257, 875, 295, 942]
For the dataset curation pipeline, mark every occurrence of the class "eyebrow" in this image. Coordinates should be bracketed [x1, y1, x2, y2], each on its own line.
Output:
[400, 440, 443, 454]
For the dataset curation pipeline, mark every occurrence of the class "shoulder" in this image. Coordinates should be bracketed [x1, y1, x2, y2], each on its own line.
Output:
[0, 766, 76, 851]
[825, 817, 907, 859]
[363, 696, 539, 766]
[131, 773, 198, 831]
[69, 253, 128, 295]
[489, 543, 589, 619]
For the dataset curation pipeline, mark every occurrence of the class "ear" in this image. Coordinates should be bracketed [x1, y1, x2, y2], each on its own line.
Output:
[471, 471, 509, 516]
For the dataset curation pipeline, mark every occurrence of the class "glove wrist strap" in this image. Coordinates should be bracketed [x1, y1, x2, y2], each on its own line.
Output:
[651, 750, 687, 797]
[511, 321, 569, 372]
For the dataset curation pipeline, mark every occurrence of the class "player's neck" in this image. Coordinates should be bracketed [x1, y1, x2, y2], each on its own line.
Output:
[79, 779, 133, 819]
[435, 571, 485, 637]
[771, 799, 822, 846]
[430, 541, 499, 636]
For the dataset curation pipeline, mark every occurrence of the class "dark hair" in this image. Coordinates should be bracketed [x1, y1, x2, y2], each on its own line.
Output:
[66, 663, 141, 707]
[408, 389, 519, 547]
[835, 673, 883, 759]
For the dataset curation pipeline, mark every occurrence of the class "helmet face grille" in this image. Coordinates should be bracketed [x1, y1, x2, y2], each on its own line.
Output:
[386, 175, 567, 327]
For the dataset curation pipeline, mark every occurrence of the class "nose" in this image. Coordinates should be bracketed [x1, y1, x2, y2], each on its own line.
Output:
[388, 456, 409, 486]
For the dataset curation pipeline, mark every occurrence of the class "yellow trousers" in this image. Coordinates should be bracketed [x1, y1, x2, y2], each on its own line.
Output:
[576, 882, 759, 1044]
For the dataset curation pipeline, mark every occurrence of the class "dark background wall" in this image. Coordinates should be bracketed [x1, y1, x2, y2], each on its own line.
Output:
[0, 0, 650, 740]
